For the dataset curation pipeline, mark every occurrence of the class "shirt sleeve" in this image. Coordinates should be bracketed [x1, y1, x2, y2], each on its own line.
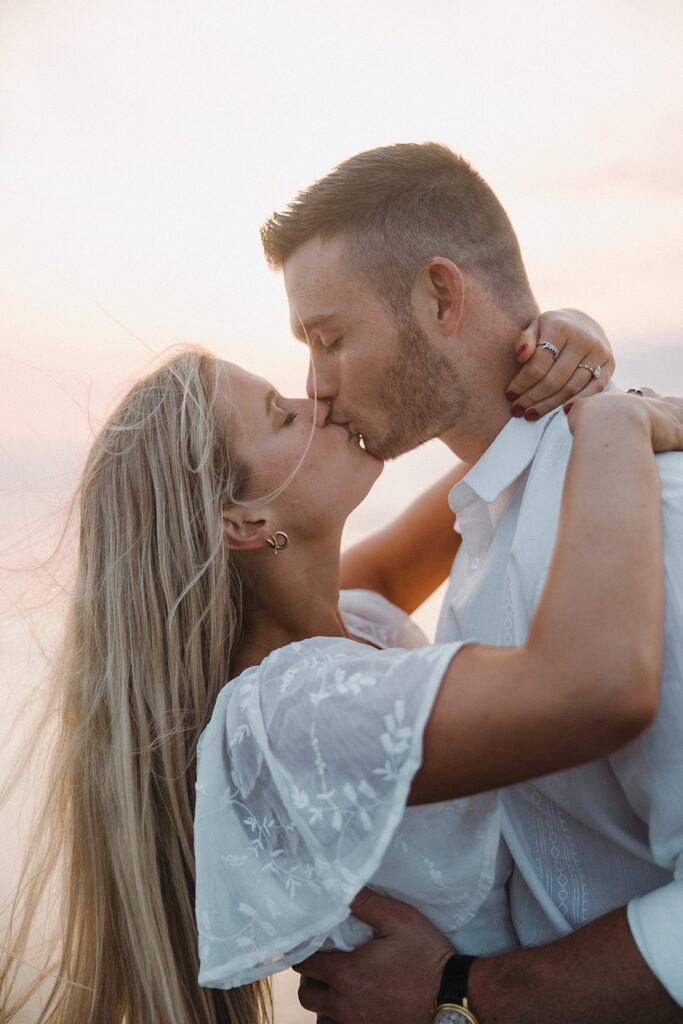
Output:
[627, 881, 683, 1005]
[194, 637, 462, 989]
[618, 460, 683, 1005]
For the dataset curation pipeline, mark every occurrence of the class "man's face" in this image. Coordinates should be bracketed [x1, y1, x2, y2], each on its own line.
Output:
[283, 235, 464, 460]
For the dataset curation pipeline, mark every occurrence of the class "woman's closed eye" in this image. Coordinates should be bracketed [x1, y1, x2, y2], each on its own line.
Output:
[270, 393, 298, 426]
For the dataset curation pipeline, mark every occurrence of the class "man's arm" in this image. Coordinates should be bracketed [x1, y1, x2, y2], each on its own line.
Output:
[296, 889, 683, 1024]
[468, 905, 683, 1023]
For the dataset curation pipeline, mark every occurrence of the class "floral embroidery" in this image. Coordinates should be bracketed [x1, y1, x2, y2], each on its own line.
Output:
[195, 594, 498, 991]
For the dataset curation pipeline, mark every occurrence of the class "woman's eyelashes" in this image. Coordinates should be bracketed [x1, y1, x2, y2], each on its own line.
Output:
[270, 394, 298, 427]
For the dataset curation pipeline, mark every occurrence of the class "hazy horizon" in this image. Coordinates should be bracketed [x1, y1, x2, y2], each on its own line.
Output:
[1, 1, 681, 1019]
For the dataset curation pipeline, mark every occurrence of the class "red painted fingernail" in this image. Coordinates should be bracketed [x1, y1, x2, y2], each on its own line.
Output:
[505, 390, 518, 402]
[564, 402, 574, 414]
[524, 409, 539, 422]
[517, 344, 529, 359]
[511, 404, 525, 418]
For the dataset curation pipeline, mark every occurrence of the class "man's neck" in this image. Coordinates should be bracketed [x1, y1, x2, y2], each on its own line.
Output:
[439, 291, 539, 463]
[439, 394, 512, 464]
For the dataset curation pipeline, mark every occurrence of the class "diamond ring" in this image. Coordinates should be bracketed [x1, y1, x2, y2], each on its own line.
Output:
[578, 363, 602, 379]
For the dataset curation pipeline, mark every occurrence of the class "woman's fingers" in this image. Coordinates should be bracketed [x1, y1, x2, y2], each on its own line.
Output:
[507, 344, 566, 401]
[514, 366, 612, 421]
[632, 387, 683, 406]
[633, 392, 683, 452]
[507, 309, 615, 417]
[566, 391, 683, 453]
[512, 318, 541, 364]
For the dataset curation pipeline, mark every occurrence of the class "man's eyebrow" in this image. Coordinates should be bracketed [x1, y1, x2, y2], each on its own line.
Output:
[292, 313, 337, 342]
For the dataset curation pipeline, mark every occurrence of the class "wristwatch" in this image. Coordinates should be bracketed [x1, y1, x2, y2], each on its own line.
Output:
[432, 954, 479, 1024]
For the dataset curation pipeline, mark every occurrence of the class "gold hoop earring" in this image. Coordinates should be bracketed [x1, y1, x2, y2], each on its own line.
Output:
[266, 530, 289, 555]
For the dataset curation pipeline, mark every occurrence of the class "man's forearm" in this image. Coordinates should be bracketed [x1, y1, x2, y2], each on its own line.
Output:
[469, 907, 683, 1023]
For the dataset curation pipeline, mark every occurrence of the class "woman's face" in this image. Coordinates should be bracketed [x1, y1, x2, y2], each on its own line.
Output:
[211, 360, 383, 538]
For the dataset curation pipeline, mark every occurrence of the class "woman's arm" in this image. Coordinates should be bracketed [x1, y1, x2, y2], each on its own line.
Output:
[409, 394, 679, 804]
[340, 464, 467, 613]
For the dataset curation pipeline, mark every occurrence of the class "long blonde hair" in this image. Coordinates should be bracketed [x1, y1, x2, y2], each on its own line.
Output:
[1, 348, 271, 1023]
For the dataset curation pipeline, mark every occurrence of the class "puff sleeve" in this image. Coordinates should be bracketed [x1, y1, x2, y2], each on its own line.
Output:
[194, 637, 463, 988]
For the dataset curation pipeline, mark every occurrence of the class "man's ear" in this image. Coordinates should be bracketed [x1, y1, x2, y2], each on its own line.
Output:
[222, 510, 271, 552]
[414, 258, 465, 336]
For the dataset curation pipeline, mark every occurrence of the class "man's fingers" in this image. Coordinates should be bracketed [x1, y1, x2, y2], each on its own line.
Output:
[298, 975, 340, 1019]
[292, 952, 337, 982]
[296, 892, 454, 1024]
[349, 887, 417, 933]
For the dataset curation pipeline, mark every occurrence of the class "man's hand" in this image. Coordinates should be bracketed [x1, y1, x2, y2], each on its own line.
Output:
[294, 890, 683, 1024]
[293, 888, 453, 1024]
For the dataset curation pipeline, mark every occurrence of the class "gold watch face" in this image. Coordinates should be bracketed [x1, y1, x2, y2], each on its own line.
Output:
[433, 1003, 478, 1024]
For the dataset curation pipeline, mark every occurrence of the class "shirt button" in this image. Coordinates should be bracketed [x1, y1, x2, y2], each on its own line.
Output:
[471, 557, 480, 570]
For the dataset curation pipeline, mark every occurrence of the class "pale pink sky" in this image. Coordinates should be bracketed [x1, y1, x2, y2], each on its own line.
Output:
[1, 5, 681, 1016]
[2, 0, 682, 601]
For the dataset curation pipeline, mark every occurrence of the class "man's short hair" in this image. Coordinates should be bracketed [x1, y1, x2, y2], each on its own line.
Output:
[260, 142, 533, 319]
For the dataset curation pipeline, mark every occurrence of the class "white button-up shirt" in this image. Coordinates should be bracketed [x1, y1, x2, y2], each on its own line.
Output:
[436, 407, 683, 1005]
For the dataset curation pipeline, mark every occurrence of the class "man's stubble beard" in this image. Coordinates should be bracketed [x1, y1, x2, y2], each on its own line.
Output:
[370, 316, 468, 461]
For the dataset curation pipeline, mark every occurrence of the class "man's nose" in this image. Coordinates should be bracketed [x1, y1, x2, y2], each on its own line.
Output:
[306, 356, 335, 403]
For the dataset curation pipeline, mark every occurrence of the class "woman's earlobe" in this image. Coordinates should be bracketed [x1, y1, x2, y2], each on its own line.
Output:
[222, 512, 270, 552]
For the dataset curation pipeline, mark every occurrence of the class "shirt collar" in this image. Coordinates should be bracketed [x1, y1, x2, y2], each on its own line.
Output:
[450, 407, 564, 513]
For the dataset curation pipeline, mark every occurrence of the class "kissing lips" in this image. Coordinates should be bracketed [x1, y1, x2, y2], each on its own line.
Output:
[334, 420, 367, 451]
[330, 418, 379, 459]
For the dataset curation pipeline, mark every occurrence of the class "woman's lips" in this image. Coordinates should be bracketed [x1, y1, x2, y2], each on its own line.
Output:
[331, 419, 369, 452]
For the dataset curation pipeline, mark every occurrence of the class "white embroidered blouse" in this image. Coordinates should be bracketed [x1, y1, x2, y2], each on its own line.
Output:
[194, 589, 517, 989]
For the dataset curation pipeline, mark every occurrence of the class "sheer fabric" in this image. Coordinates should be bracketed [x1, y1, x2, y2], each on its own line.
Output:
[195, 591, 513, 989]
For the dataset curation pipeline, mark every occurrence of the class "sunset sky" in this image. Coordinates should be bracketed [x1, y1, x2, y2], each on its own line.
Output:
[1, 5, 681, 1016]
[1, 0, 682, 594]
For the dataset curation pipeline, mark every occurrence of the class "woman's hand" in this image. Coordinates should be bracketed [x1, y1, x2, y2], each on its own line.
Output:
[506, 309, 615, 420]
[567, 389, 683, 454]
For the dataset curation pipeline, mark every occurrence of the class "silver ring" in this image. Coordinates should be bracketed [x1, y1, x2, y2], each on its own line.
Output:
[578, 363, 602, 379]
[627, 388, 644, 397]
[539, 341, 560, 361]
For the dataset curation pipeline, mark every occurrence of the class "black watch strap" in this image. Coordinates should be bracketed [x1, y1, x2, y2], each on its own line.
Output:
[437, 953, 477, 1005]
